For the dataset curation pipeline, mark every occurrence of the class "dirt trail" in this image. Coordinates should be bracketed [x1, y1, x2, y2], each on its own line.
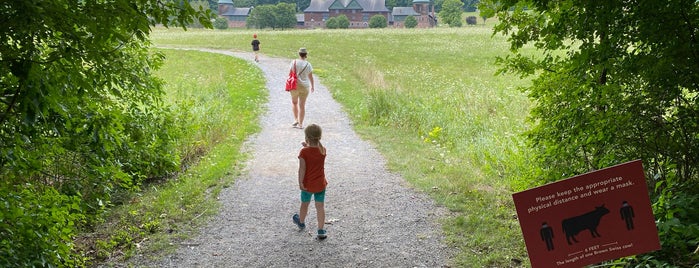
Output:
[126, 49, 453, 267]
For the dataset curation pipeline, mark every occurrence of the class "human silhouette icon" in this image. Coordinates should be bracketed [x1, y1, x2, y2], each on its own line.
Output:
[540, 222, 555, 251]
[620, 201, 635, 230]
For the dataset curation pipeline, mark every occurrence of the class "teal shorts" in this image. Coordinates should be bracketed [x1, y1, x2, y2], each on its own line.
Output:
[300, 189, 326, 203]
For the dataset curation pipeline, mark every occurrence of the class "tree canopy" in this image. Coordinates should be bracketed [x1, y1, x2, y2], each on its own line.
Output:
[439, 0, 464, 27]
[246, 2, 297, 29]
[486, 0, 699, 266]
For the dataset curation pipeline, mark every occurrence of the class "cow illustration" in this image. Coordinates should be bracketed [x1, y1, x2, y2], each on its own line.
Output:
[561, 205, 610, 245]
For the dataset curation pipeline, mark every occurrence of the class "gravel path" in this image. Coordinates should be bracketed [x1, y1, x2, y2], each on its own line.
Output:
[130, 49, 453, 267]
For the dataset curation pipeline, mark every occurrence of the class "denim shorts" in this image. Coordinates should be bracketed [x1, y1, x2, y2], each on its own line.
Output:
[300, 189, 325, 203]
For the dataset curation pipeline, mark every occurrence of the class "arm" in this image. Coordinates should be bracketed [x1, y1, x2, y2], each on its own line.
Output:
[298, 157, 307, 191]
[309, 71, 315, 93]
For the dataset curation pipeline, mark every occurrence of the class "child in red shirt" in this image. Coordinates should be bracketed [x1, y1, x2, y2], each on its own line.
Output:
[292, 124, 328, 239]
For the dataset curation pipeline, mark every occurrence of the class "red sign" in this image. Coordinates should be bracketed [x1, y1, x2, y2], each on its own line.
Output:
[512, 160, 660, 268]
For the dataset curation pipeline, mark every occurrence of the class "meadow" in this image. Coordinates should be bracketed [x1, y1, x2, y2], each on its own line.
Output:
[144, 25, 540, 267]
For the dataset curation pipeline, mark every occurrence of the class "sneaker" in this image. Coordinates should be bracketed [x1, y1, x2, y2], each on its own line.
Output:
[292, 214, 305, 230]
[292, 122, 299, 127]
[317, 229, 327, 240]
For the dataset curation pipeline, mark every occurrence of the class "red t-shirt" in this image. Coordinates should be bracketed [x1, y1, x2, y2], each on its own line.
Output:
[298, 146, 327, 193]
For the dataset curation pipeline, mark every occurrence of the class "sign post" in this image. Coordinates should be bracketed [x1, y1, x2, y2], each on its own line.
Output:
[512, 160, 660, 268]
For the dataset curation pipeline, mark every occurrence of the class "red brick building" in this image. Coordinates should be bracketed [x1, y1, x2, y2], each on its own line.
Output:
[391, 0, 437, 28]
[303, 0, 390, 28]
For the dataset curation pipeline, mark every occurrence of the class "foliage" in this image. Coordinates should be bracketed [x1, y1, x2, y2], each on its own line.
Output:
[247, 5, 276, 28]
[0, 0, 211, 266]
[439, 0, 464, 27]
[189, 0, 213, 28]
[336, 15, 350, 29]
[487, 0, 699, 266]
[477, 1, 496, 24]
[404, 15, 418, 28]
[326, 17, 339, 29]
[214, 17, 230, 29]
[85, 49, 266, 265]
[0, 184, 86, 267]
[205, 0, 219, 11]
[464, 0, 479, 12]
[274, 2, 298, 29]
[234, 0, 257, 8]
[369, 15, 388, 28]
[246, 3, 297, 29]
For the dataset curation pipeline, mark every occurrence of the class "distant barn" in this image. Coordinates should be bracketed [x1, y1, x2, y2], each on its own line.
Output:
[304, 0, 390, 28]
[217, 0, 436, 28]
[218, 0, 250, 28]
[391, 0, 437, 28]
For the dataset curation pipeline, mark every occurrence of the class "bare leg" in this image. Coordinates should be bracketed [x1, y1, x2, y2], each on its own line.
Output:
[291, 95, 300, 124]
[297, 95, 308, 127]
[299, 202, 310, 223]
[315, 201, 325, 230]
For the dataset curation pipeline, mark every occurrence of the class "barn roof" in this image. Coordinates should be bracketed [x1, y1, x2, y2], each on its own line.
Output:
[221, 7, 251, 16]
[391, 7, 419, 16]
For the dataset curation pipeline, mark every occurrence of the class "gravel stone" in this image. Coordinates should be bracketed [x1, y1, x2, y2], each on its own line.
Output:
[120, 49, 454, 267]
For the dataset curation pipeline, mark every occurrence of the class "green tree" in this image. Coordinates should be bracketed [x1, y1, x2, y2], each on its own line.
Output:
[489, 0, 699, 266]
[246, 3, 296, 29]
[404, 15, 418, 28]
[439, 0, 463, 27]
[477, 0, 495, 24]
[0, 0, 211, 265]
[326, 17, 339, 29]
[464, 0, 479, 12]
[336, 14, 350, 29]
[274, 2, 297, 29]
[247, 5, 276, 28]
[369, 14, 388, 28]
[433, 0, 445, 13]
[385, 0, 398, 10]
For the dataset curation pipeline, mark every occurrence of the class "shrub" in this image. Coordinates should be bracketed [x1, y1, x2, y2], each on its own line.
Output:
[336, 15, 350, 29]
[404, 15, 418, 28]
[0, 184, 85, 267]
[369, 15, 387, 28]
[466, 16, 477, 25]
[326, 17, 338, 29]
[213, 17, 229, 29]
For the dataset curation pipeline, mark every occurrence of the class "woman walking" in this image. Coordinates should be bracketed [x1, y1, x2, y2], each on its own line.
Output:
[289, 48, 314, 129]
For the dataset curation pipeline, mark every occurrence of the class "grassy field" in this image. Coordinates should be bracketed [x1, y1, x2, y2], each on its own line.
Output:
[147, 25, 539, 267]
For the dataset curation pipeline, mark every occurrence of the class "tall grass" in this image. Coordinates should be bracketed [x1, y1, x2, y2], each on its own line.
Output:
[151, 27, 538, 267]
[84, 49, 266, 263]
